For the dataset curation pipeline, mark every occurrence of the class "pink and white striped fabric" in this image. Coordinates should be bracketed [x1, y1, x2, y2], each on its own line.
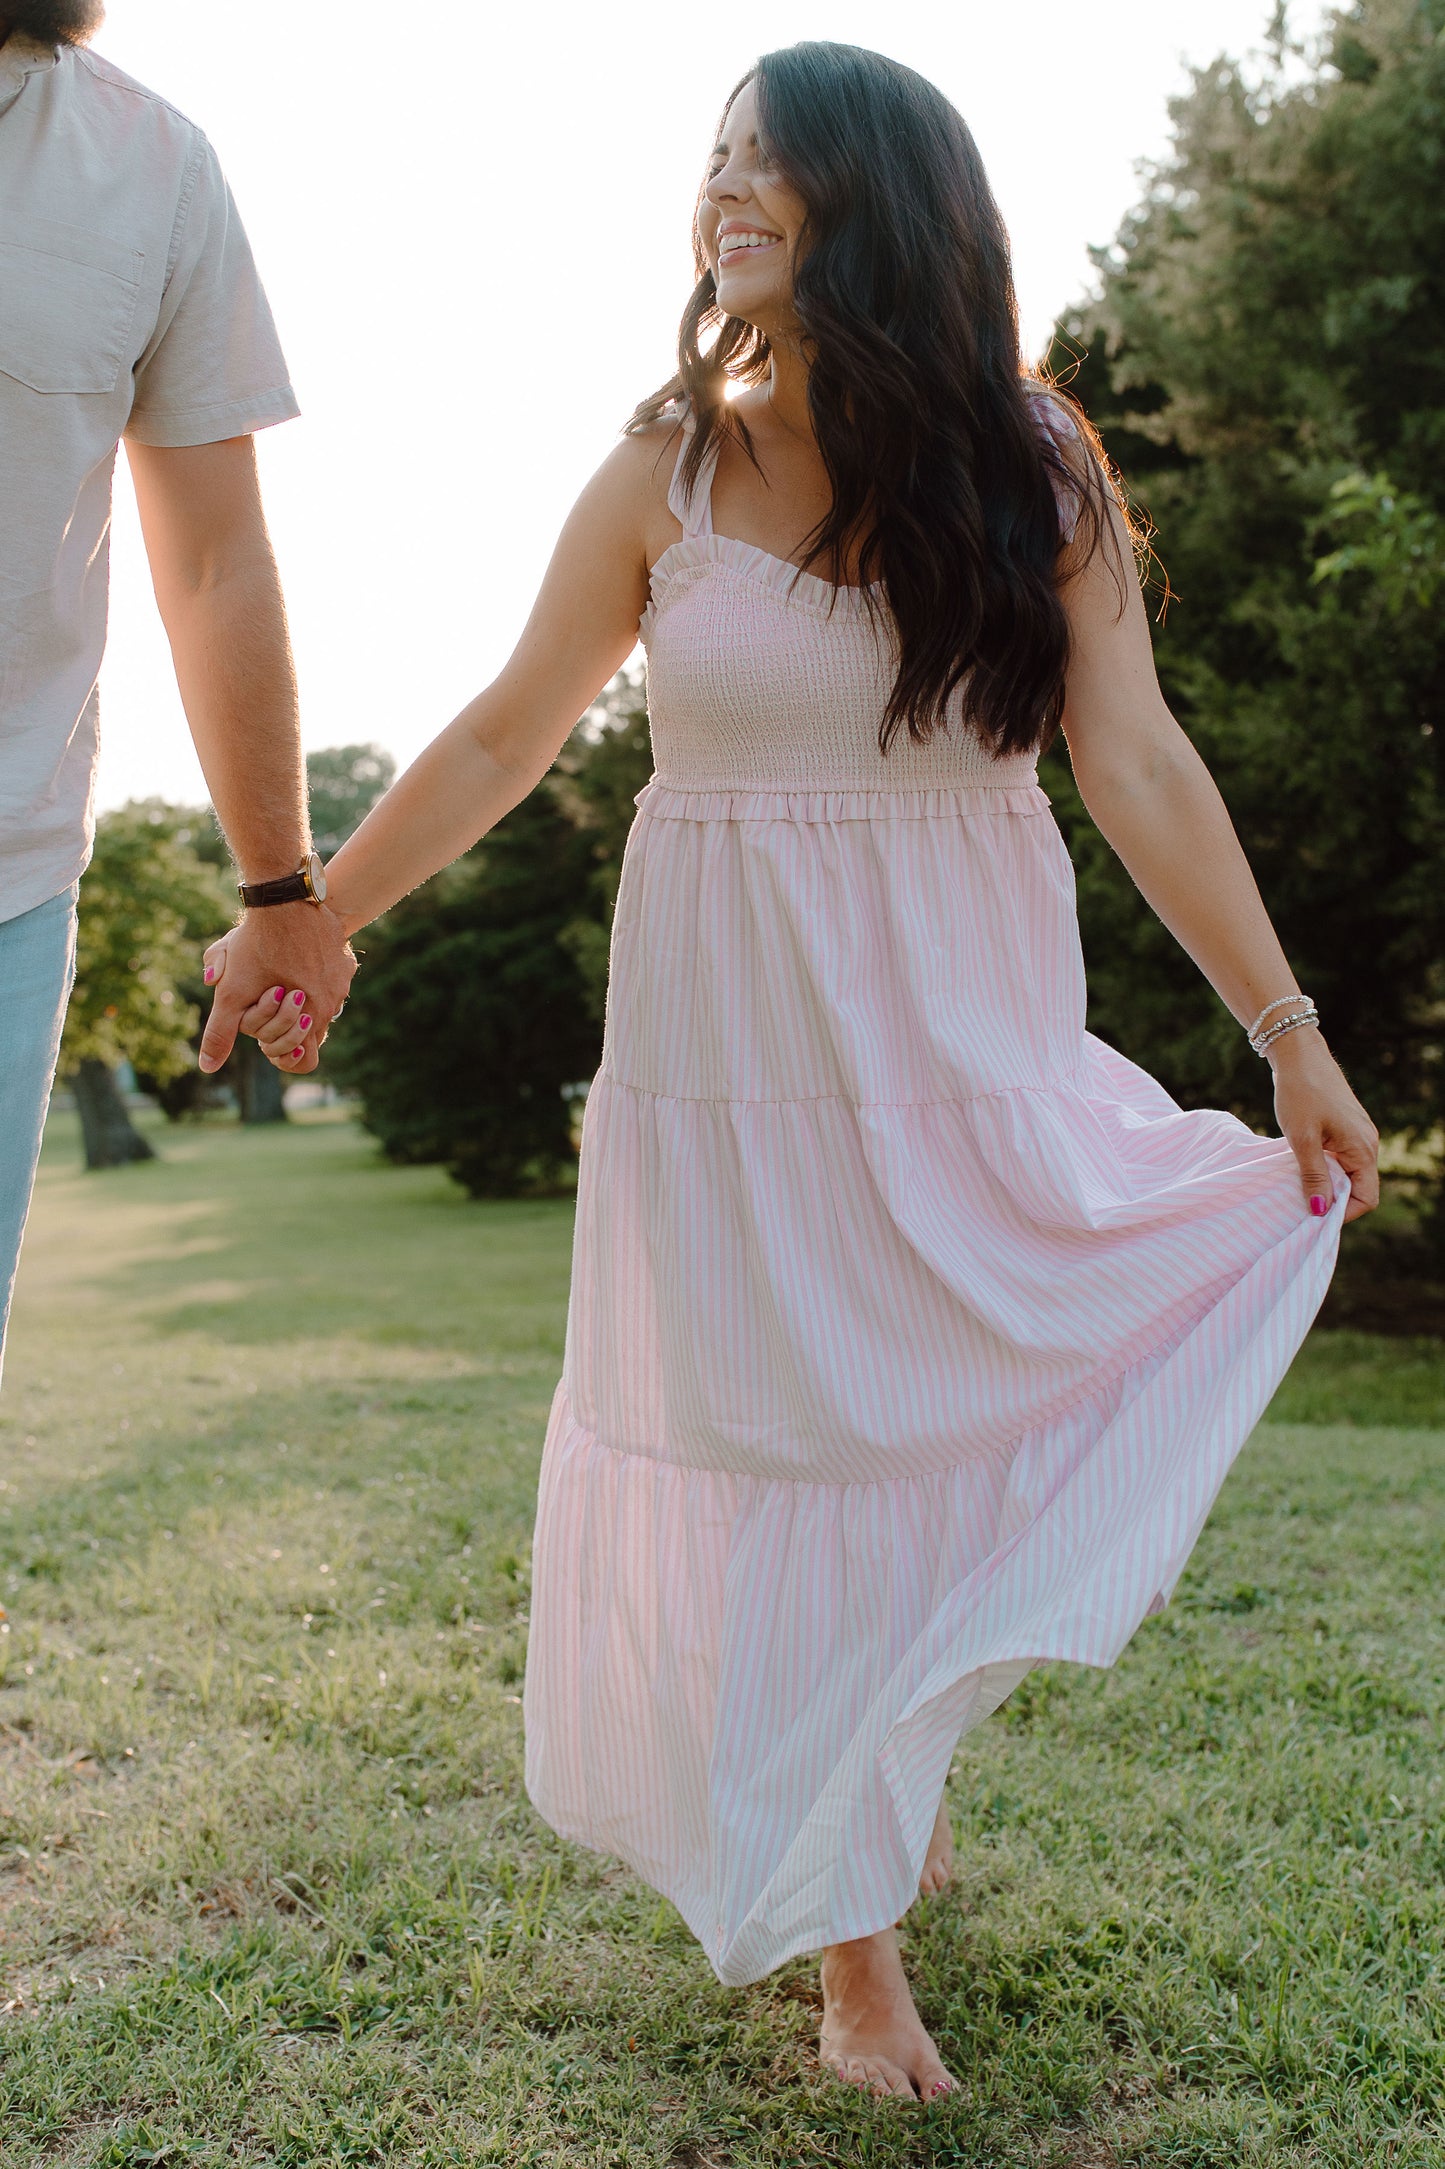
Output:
[523, 400, 1344, 1986]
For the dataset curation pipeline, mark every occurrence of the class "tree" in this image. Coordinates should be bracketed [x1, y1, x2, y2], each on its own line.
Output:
[1312, 468, 1445, 620]
[307, 743, 397, 859]
[147, 748, 399, 1130]
[325, 678, 652, 1197]
[140, 804, 238, 1123]
[1043, 0, 1444, 1199]
[61, 803, 231, 1168]
[552, 670, 655, 1022]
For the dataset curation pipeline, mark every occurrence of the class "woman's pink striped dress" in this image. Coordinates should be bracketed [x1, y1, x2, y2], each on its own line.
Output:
[523, 400, 1344, 1987]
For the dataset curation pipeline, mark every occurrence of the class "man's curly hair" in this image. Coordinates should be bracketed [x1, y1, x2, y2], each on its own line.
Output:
[1, 2, 106, 48]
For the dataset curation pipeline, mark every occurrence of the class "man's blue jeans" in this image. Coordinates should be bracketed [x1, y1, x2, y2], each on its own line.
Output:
[0, 886, 77, 1384]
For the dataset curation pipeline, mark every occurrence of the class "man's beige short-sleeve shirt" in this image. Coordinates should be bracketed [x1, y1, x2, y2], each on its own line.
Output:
[0, 34, 299, 923]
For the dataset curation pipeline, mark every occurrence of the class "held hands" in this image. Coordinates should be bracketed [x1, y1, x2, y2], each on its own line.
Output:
[198, 904, 355, 1076]
[239, 983, 326, 1071]
[1270, 1028, 1379, 1224]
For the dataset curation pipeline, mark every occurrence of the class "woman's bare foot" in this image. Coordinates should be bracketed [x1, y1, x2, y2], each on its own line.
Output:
[818, 1926, 957, 2102]
[918, 1797, 953, 1896]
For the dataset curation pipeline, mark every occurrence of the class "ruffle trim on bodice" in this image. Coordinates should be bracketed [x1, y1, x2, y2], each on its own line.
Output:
[640, 530, 878, 646]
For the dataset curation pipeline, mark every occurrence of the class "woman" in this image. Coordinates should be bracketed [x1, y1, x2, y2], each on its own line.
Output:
[216, 43, 1378, 2104]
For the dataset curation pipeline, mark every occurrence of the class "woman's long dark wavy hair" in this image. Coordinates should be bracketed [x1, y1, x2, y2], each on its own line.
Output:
[628, 41, 1130, 759]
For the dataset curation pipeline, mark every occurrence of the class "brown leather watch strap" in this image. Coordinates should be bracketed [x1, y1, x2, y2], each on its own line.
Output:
[239, 852, 326, 909]
[238, 870, 311, 908]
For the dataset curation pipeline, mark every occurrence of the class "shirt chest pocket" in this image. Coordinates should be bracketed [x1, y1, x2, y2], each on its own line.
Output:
[0, 217, 145, 395]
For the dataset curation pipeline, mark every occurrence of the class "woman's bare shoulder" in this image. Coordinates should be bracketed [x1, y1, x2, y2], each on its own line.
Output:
[569, 410, 682, 526]
[624, 404, 688, 472]
[602, 406, 689, 557]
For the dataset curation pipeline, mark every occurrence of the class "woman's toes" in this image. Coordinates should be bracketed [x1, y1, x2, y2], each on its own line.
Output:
[862, 2057, 912, 2098]
[918, 1803, 954, 1895]
[824, 2051, 915, 2101]
[919, 2063, 957, 2103]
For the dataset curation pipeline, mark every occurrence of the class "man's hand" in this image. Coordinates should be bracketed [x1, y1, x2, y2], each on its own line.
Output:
[199, 904, 355, 1074]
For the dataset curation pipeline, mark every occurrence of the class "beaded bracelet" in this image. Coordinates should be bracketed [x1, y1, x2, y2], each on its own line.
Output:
[1252, 1006, 1320, 1057]
[1246, 993, 1314, 1043]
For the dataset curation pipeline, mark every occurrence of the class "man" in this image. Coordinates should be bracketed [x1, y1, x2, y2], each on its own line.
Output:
[0, 0, 353, 1377]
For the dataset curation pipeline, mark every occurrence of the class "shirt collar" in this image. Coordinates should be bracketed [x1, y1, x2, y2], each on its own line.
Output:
[0, 33, 60, 119]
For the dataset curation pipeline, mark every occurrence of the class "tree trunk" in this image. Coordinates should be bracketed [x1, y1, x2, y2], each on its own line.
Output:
[72, 1059, 156, 1169]
[235, 1037, 288, 1125]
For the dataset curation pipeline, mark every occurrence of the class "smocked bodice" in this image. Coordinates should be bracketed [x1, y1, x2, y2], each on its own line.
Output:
[638, 409, 1051, 797]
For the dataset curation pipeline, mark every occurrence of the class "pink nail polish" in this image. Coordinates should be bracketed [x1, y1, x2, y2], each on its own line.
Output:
[1309, 1194, 1328, 1217]
[299, 1015, 312, 1033]
[273, 986, 285, 1001]
[292, 989, 305, 1006]
[204, 966, 215, 983]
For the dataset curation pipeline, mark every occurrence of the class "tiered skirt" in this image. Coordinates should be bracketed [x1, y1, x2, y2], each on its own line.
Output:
[523, 779, 1342, 1985]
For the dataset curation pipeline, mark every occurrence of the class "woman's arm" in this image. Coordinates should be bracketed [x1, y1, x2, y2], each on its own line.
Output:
[1059, 497, 1379, 1221]
[202, 428, 673, 1069]
[320, 432, 665, 937]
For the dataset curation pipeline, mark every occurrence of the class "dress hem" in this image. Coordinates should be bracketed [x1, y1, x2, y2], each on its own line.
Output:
[524, 1174, 1344, 1985]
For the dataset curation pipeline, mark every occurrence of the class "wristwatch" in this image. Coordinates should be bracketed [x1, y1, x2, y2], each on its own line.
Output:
[238, 851, 328, 909]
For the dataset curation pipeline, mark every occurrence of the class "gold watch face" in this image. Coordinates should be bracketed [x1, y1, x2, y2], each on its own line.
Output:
[306, 851, 328, 903]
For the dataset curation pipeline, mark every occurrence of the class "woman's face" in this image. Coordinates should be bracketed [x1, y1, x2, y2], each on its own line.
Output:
[697, 78, 808, 334]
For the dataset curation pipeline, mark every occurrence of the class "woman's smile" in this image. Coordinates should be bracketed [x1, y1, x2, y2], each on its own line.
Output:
[716, 221, 784, 268]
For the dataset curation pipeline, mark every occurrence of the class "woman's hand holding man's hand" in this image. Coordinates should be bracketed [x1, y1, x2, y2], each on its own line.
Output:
[198, 908, 355, 1076]
[242, 983, 322, 1070]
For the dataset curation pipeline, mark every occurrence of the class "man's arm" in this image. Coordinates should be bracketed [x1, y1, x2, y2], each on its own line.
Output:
[126, 434, 353, 1071]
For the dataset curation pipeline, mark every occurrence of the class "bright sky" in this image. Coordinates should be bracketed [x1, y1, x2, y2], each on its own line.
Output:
[93, 0, 1334, 812]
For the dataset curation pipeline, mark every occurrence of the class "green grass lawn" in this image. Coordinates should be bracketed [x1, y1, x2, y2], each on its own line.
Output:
[0, 1111, 1442, 2168]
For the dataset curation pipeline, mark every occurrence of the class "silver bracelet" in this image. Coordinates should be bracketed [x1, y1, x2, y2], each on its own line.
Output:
[1253, 1007, 1320, 1057]
[1246, 993, 1314, 1043]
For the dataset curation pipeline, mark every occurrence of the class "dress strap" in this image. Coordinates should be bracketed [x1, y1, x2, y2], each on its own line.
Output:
[665, 406, 719, 540]
[1027, 386, 1086, 546]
